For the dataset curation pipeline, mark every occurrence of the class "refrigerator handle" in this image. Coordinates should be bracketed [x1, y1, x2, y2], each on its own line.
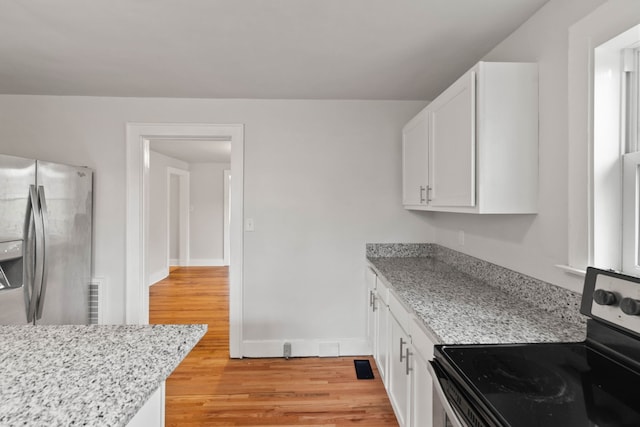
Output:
[24, 185, 44, 323]
[35, 186, 49, 320]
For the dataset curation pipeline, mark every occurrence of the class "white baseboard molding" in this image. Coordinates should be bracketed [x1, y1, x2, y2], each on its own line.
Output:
[189, 258, 225, 267]
[241, 338, 370, 358]
[148, 269, 169, 286]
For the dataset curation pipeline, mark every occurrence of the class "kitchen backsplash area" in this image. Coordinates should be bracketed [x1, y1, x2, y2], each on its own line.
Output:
[366, 243, 585, 326]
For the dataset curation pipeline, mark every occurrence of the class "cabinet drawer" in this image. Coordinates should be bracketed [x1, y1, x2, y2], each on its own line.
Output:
[388, 291, 411, 333]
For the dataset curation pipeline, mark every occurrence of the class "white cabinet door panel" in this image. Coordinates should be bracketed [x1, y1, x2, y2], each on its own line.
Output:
[402, 109, 429, 206]
[429, 71, 476, 207]
[388, 313, 411, 427]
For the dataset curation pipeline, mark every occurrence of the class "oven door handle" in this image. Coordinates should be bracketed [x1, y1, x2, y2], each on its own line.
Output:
[427, 361, 468, 427]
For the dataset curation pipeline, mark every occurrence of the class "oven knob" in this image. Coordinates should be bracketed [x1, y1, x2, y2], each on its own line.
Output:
[593, 289, 617, 306]
[620, 298, 640, 316]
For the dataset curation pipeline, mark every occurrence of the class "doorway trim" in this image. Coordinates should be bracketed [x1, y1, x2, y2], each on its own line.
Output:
[166, 167, 190, 267]
[223, 169, 231, 266]
[126, 123, 244, 358]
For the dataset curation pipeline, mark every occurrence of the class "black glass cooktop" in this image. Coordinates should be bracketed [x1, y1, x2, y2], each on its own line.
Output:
[438, 342, 640, 427]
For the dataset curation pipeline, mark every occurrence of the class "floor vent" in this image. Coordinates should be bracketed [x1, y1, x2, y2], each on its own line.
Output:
[89, 277, 105, 324]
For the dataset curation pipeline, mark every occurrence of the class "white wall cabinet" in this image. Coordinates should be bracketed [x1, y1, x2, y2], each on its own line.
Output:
[428, 69, 476, 208]
[402, 108, 429, 207]
[402, 61, 538, 214]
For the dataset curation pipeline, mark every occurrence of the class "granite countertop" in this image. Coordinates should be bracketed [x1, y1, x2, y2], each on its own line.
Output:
[367, 244, 586, 345]
[0, 324, 207, 427]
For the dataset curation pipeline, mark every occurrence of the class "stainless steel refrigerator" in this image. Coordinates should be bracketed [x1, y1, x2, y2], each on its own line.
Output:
[0, 154, 92, 325]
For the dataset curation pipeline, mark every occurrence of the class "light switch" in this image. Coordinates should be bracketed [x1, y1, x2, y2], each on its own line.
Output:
[245, 218, 255, 232]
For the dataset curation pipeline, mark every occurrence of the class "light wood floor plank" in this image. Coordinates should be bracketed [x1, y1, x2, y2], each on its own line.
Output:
[149, 266, 398, 426]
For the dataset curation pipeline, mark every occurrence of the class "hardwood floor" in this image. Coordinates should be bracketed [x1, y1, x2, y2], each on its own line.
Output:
[149, 266, 398, 426]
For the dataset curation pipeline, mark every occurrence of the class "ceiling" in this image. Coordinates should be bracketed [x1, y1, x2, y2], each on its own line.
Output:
[0, 0, 549, 101]
[150, 139, 231, 163]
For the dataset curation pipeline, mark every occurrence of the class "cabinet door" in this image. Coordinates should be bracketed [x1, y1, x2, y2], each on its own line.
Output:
[375, 297, 389, 386]
[126, 383, 165, 427]
[410, 353, 433, 427]
[388, 313, 411, 427]
[402, 109, 429, 206]
[410, 319, 436, 427]
[429, 70, 476, 207]
[365, 267, 377, 355]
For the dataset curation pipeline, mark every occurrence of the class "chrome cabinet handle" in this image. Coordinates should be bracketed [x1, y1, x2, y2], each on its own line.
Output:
[369, 290, 374, 307]
[35, 186, 49, 320]
[405, 348, 413, 376]
[426, 185, 433, 202]
[419, 186, 426, 203]
[399, 338, 406, 362]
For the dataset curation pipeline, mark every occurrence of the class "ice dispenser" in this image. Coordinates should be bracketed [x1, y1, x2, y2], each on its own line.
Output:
[0, 240, 23, 290]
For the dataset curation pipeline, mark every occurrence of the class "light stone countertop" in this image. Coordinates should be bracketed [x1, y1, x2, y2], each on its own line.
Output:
[0, 324, 206, 427]
[367, 245, 587, 345]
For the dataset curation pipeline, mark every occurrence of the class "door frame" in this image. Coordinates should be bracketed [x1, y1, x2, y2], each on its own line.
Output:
[166, 167, 190, 267]
[223, 169, 231, 266]
[126, 123, 244, 358]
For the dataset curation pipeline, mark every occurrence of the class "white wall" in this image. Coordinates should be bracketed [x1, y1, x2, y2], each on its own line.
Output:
[423, 0, 607, 293]
[148, 150, 189, 284]
[169, 174, 180, 261]
[189, 162, 229, 265]
[0, 97, 433, 340]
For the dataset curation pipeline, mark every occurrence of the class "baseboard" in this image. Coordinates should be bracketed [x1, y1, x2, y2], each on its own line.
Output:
[189, 258, 225, 267]
[241, 338, 370, 358]
[148, 269, 169, 286]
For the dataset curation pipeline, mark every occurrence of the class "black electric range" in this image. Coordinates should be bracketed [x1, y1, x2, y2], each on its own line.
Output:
[431, 267, 640, 427]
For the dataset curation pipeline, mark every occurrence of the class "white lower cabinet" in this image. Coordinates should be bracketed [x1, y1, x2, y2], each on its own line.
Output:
[388, 311, 412, 426]
[365, 267, 378, 355]
[367, 275, 436, 427]
[409, 318, 436, 427]
[126, 382, 165, 427]
[375, 279, 390, 385]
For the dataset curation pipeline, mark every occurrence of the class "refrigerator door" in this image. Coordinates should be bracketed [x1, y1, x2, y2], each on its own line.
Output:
[0, 154, 36, 324]
[36, 161, 93, 325]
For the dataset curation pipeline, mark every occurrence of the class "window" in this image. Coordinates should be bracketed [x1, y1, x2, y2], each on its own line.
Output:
[623, 46, 640, 274]
[594, 26, 640, 276]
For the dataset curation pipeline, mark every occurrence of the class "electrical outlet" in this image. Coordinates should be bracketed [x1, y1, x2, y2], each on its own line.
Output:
[283, 342, 291, 359]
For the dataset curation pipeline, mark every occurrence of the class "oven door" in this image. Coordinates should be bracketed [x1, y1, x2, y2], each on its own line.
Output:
[427, 361, 469, 427]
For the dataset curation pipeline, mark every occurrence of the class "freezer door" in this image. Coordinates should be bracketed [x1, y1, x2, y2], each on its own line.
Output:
[36, 161, 93, 325]
[0, 154, 36, 324]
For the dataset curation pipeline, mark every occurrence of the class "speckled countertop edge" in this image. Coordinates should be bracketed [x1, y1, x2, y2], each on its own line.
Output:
[0, 324, 206, 427]
[367, 243, 587, 345]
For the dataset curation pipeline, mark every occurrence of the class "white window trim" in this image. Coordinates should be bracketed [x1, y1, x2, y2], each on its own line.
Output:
[623, 151, 640, 274]
[567, 0, 640, 276]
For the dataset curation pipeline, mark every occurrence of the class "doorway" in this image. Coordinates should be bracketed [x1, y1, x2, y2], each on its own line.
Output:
[167, 167, 190, 268]
[126, 123, 244, 358]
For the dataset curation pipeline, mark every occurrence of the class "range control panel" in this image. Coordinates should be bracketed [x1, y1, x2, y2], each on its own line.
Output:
[583, 267, 640, 335]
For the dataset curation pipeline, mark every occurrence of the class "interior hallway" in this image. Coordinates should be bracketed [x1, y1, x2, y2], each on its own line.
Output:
[149, 266, 398, 426]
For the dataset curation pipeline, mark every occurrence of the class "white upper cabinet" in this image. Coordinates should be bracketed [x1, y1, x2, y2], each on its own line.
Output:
[428, 69, 476, 208]
[402, 108, 429, 207]
[402, 61, 538, 214]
